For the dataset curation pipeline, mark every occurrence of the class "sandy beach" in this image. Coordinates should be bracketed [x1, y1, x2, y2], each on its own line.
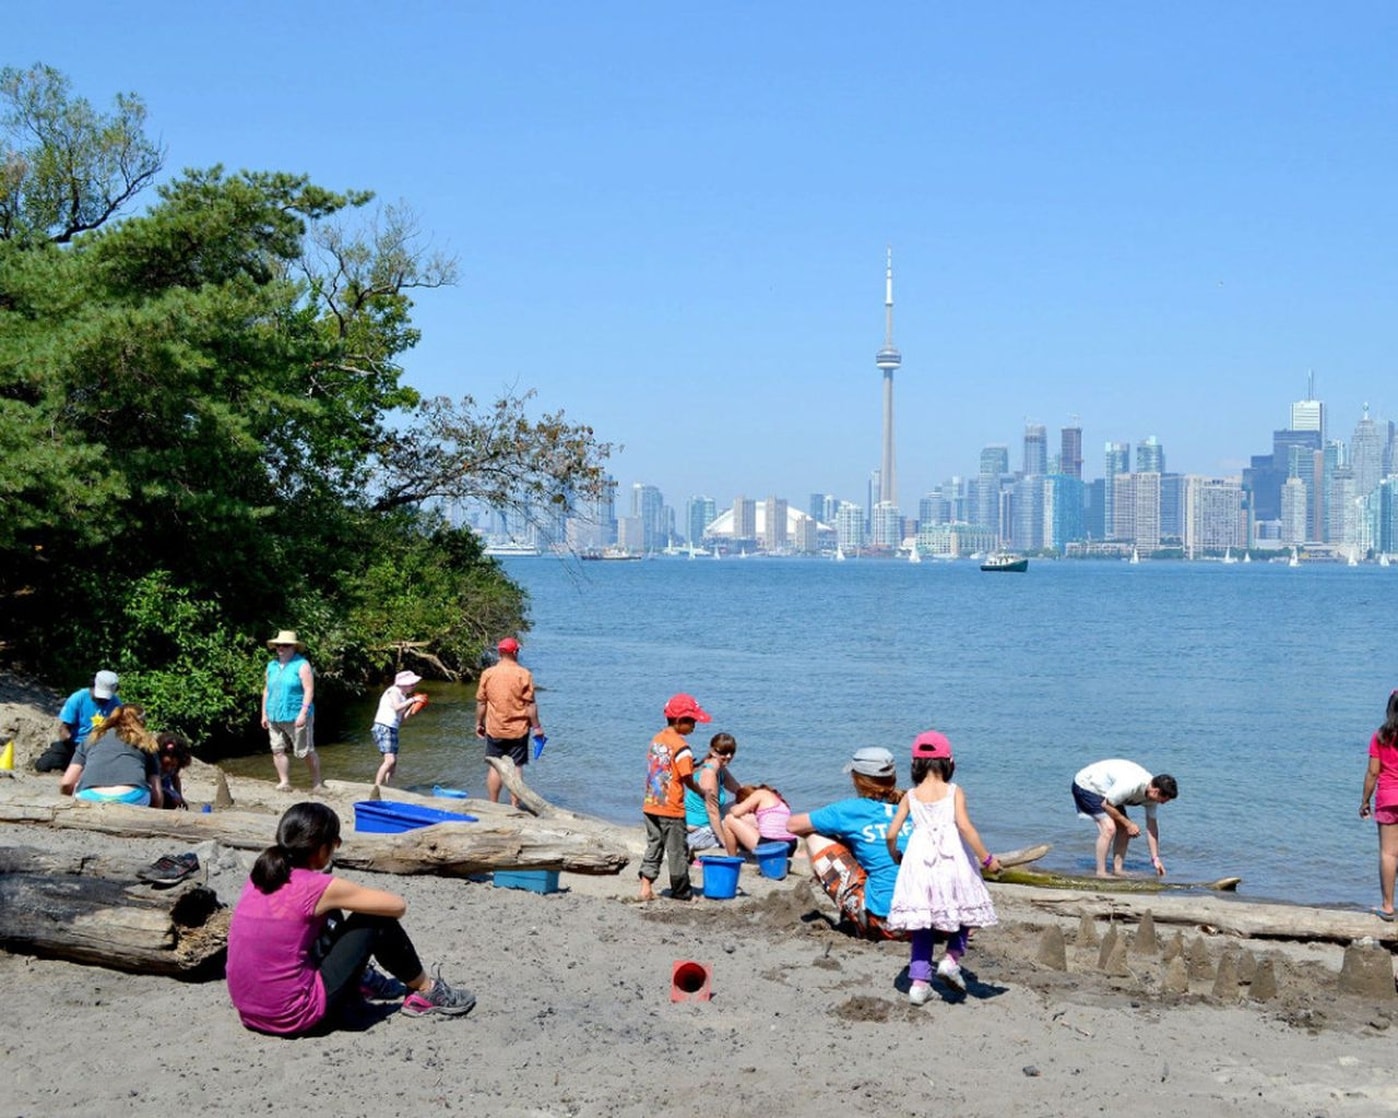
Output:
[3, 684, 1398, 1117]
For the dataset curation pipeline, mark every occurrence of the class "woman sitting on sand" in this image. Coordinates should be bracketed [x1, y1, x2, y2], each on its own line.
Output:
[722, 783, 799, 857]
[59, 704, 163, 807]
[226, 802, 475, 1035]
[786, 746, 913, 940]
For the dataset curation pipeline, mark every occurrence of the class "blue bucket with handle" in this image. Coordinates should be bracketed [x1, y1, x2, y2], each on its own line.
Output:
[698, 855, 743, 899]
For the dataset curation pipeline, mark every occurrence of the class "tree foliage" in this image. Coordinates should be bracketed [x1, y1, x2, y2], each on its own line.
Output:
[1, 64, 163, 244]
[0, 67, 610, 747]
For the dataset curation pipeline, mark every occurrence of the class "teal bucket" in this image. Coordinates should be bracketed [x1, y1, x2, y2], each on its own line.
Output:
[753, 841, 790, 880]
[698, 855, 743, 900]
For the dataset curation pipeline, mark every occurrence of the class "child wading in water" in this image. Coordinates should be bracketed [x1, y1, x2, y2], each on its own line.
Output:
[885, 730, 1001, 1005]
[1360, 690, 1398, 921]
[372, 670, 426, 787]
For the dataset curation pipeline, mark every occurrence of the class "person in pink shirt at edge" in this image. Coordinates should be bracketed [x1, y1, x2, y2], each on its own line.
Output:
[475, 637, 544, 806]
[1360, 690, 1398, 921]
[226, 802, 475, 1035]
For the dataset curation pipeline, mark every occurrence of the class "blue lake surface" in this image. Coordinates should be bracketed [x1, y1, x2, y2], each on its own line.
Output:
[269, 555, 1398, 911]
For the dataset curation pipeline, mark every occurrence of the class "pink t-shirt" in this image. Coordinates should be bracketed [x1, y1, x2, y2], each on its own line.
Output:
[226, 868, 332, 1034]
[1369, 732, 1398, 810]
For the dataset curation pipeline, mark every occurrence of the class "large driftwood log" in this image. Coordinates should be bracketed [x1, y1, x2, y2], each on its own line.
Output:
[0, 796, 630, 876]
[0, 846, 227, 975]
[995, 882, 1398, 946]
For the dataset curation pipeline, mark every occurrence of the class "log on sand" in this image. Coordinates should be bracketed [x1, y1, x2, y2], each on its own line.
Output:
[995, 882, 1398, 947]
[994, 866, 1241, 892]
[0, 795, 631, 876]
[0, 846, 226, 976]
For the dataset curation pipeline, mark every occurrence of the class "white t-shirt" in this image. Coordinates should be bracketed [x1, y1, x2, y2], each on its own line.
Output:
[373, 686, 412, 729]
[1073, 759, 1158, 818]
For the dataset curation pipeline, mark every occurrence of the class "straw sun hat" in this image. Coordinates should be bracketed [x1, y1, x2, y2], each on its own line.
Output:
[267, 629, 305, 651]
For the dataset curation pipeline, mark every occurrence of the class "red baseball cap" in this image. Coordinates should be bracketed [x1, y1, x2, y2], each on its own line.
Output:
[911, 730, 953, 760]
[497, 637, 521, 653]
[663, 693, 711, 723]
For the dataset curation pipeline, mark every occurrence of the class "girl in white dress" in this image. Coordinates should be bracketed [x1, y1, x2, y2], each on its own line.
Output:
[884, 730, 1001, 1005]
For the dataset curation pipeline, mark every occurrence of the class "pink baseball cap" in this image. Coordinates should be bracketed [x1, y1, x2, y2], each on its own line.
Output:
[663, 693, 711, 723]
[911, 730, 953, 760]
[497, 637, 521, 654]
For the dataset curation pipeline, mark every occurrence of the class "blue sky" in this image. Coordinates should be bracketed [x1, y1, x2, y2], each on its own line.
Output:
[11, 3, 1398, 509]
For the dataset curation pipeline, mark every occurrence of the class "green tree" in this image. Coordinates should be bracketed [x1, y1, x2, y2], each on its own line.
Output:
[0, 67, 611, 747]
[1, 63, 163, 244]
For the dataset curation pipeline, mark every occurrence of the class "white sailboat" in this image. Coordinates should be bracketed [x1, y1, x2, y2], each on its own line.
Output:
[1348, 548, 1359, 567]
[834, 543, 846, 562]
[1129, 547, 1140, 565]
[1288, 547, 1300, 568]
[1222, 546, 1237, 565]
[1381, 553, 1391, 568]
[908, 545, 922, 564]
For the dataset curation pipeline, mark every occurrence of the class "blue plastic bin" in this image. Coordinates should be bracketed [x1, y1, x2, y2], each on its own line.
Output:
[493, 869, 561, 894]
[352, 801, 477, 834]
[698, 854, 744, 899]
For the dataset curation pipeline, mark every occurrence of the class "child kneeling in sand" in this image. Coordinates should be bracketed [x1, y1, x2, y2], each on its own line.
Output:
[226, 802, 474, 1035]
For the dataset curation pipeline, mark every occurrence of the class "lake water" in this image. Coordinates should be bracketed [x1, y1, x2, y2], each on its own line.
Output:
[225, 555, 1398, 911]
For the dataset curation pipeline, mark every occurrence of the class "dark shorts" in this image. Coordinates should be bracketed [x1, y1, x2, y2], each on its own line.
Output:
[1071, 781, 1108, 819]
[485, 734, 529, 766]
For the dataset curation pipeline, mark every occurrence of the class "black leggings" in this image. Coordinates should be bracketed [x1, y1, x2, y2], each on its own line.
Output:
[316, 911, 425, 1011]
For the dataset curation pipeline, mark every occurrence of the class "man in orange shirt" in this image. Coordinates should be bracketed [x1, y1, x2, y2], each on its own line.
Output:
[474, 637, 544, 805]
[638, 693, 710, 902]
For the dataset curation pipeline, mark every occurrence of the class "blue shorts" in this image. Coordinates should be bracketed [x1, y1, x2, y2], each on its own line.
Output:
[1071, 782, 1108, 820]
[75, 786, 151, 806]
[372, 723, 399, 755]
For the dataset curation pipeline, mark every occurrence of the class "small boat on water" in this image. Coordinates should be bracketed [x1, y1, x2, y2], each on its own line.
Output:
[1288, 547, 1300, 568]
[580, 547, 641, 561]
[907, 545, 922, 564]
[980, 551, 1029, 573]
[483, 540, 541, 557]
[1222, 547, 1237, 565]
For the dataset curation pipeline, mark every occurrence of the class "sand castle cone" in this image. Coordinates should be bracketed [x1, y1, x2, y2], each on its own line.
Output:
[0, 740, 13, 771]
[1250, 958, 1278, 1002]
[1096, 924, 1119, 971]
[1036, 924, 1068, 971]
[1076, 913, 1100, 947]
[213, 769, 234, 809]
[1161, 955, 1190, 995]
[1131, 910, 1158, 955]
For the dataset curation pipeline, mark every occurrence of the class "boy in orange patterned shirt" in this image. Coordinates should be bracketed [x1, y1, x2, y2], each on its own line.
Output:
[638, 693, 710, 902]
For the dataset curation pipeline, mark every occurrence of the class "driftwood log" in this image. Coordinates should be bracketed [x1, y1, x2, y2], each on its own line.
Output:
[0, 795, 631, 876]
[996, 882, 1398, 947]
[0, 846, 227, 975]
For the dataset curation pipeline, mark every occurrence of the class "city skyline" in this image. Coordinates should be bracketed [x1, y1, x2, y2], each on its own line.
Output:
[13, 5, 1398, 504]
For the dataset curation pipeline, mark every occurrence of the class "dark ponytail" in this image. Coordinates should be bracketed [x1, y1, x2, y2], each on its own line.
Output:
[1380, 691, 1398, 749]
[251, 802, 342, 894]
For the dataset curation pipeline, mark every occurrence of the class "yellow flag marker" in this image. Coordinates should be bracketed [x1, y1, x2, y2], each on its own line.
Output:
[0, 740, 14, 771]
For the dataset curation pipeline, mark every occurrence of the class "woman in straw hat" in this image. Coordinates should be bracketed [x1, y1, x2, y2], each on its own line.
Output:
[261, 630, 323, 792]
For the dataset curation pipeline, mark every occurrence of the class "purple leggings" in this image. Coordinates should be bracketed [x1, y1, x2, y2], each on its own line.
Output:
[908, 926, 970, 982]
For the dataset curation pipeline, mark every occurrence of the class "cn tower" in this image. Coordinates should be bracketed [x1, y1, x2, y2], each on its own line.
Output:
[875, 247, 902, 506]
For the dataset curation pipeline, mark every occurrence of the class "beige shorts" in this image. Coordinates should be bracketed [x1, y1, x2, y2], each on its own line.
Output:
[268, 719, 315, 759]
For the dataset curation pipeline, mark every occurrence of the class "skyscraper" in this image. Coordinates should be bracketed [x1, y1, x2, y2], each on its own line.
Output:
[1060, 421, 1083, 480]
[1023, 424, 1047, 477]
[1104, 442, 1130, 539]
[1352, 405, 1383, 500]
[874, 248, 902, 509]
[1291, 373, 1325, 442]
[1136, 436, 1164, 474]
[631, 483, 664, 552]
